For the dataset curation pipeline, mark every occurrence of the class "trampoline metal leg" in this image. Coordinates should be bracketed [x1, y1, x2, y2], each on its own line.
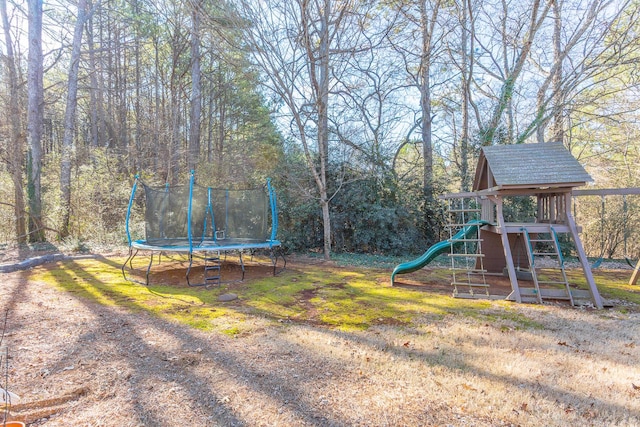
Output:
[186, 252, 194, 286]
[122, 247, 138, 282]
[270, 249, 276, 275]
[270, 247, 286, 276]
[145, 252, 156, 286]
[122, 248, 155, 286]
[239, 251, 245, 281]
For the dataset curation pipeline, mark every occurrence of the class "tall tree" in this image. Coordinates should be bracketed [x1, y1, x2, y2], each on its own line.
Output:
[237, 0, 367, 260]
[0, 0, 26, 243]
[475, 0, 550, 145]
[521, 0, 631, 144]
[549, 0, 564, 143]
[331, 24, 407, 176]
[188, 0, 202, 171]
[458, 0, 476, 191]
[168, 13, 189, 184]
[27, 0, 44, 242]
[60, 0, 90, 238]
[85, 2, 102, 148]
[388, 0, 446, 199]
[417, 0, 441, 200]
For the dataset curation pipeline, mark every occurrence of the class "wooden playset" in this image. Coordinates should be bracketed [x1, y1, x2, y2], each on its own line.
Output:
[442, 142, 604, 308]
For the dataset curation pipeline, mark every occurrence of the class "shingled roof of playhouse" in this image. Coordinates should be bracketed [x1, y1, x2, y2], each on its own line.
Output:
[472, 142, 593, 192]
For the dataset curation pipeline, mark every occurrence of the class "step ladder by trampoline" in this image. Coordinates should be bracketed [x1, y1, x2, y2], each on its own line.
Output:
[521, 225, 574, 305]
[447, 198, 489, 298]
[186, 251, 222, 287]
[203, 252, 222, 286]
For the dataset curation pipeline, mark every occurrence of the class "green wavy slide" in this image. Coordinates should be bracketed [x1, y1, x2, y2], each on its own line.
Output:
[391, 219, 491, 285]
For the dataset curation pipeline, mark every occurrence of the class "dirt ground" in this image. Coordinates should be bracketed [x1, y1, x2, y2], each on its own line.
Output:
[0, 251, 639, 426]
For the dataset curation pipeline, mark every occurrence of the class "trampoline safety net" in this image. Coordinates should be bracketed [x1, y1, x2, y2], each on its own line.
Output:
[123, 170, 279, 251]
[141, 182, 273, 247]
[123, 172, 283, 286]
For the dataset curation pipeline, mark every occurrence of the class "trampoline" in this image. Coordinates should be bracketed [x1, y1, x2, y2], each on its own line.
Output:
[122, 171, 284, 286]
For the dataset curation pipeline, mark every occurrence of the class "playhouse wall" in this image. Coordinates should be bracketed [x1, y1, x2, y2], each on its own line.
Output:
[478, 230, 531, 273]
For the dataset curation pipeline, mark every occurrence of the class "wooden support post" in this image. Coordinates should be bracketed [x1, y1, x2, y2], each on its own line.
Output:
[537, 196, 544, 222]
[630, 258, 640, 286]
[564, 193, 604, 308]
[492, 196, 522, 303]
[481, 198, 494, 223]
[559, 194, 567, 222]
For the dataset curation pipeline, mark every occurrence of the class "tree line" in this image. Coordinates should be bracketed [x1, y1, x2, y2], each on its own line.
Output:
[1, 0, 639, 260]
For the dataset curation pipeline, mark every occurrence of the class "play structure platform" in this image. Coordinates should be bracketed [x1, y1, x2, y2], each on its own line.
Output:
[393, 142, 608, 308]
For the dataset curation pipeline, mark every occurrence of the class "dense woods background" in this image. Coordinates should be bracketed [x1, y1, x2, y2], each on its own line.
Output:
[1, 0, 639, 261]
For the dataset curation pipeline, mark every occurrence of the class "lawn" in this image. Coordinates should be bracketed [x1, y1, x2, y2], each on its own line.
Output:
[0, 252, 638, 426]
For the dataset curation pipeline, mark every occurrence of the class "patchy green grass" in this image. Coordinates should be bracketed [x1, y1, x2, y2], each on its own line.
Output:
[26, 254, 639, 336]
[593, 271, 640, 305]
[310, 251, 451, 269]
[559, 267, 640, 305]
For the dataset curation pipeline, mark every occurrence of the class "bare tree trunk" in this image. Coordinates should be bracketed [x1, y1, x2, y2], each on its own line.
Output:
[1, 0, 26, 243]
[501, 0, 514, 143]
[481, 0, 549, 145]
[216, 65, 226, 179]
[238, 0, 360, 261]
[300, 0, 333, 259]
[60, 0, 89, 239]
[522, 0, 604, 144]
[188, 1, 202, 171]
[418, 1, 440, 200]
[536, 0, 564, 144]
[550, 0, 564, 143]
[534, 88, 546, 143]
[167, 23, 186, 185]
[205, 56, 217, 164]
[317, 0, 331, 260]
[170, 90, 181, 185]
[27, 0, 45, 242]
[390, 1, 442, 198]
[133, 0, 142, 170]
[86, 1, 100, 147]
[153, 35, 161, 174]
[104, 17, 114, 148]
[459, 0, 474, 192]
[118, 34, 129, 170]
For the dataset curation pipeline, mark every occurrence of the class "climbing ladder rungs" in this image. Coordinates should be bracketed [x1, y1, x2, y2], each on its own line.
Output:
[520, 225, 574, 306]
[537, 280, 568, 285]
[446, 197, 489, 297]
[452, 282, 490, 288]
[448, 208, 481, 213]
[530, 238, 555, 243]
[448, 223, 481, 228]
[204, 253, 222, 286]
[450, 268, 487, 273]
[543, 294, 572, 300]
